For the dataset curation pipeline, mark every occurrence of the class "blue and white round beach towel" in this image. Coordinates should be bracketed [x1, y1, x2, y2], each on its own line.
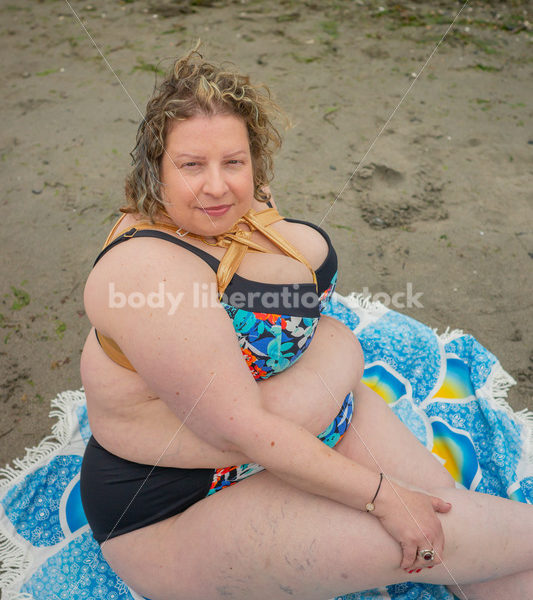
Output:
[1, 292, 532, 600]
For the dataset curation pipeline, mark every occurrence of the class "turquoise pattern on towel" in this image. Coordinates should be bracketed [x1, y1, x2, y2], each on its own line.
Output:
[2, 455, 83, 547]
[1, 292, 531, 600]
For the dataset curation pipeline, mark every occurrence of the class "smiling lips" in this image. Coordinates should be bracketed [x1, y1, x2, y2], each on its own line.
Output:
[200, 204, 232, 216]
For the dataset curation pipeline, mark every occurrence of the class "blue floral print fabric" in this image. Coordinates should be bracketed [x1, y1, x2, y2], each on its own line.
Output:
[223, 271, 338, 380]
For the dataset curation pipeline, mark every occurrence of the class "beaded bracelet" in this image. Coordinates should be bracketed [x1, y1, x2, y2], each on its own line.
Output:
[365, 472, 384, 512]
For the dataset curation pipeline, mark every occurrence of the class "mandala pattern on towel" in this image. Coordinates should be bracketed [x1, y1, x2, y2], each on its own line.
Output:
[1, 294, 531, 600]
[20, 531, 134, 600]
[2, 455, 85, 547]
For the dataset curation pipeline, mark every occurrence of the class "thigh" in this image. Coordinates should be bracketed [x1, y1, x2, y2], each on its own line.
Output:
[101, 469, 407, 600]
[335, 381, 455, 490]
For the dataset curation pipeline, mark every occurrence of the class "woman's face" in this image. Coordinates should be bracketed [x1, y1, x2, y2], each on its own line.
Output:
[159, 113, 255, 236]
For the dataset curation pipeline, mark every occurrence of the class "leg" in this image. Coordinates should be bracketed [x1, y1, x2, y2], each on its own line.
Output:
[335, 381, 533, 599]
[101, 471, 409, 600]
[335, 380, 456, 490]
[100, 467, 533, 600]
[412, 486, 533, 596]
[448, 570, 533, 600]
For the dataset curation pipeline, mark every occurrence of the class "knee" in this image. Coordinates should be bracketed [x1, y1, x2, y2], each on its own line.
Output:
[427, 474, 459, 500]
[429, 461, 457, 490]
[333, 320, 365, 386]
[320, 318, 365, 390]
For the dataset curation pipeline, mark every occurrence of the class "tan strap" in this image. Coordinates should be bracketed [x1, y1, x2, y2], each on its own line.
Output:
[243, 210, 318, 286]
[102, 213, 130, 248]
[95, 330, 136, 371]
[102, 217, 183, 248]
[105, 217, 269, 253]
[108, 208, 318, 299]
[203, 208, 318, 298]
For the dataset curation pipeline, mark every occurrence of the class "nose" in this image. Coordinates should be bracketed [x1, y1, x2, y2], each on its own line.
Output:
[202, 165, 228, 198]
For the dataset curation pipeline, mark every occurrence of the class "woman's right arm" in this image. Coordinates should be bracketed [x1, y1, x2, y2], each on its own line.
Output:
[86, 236, 451, 569]
[83, 314, 359, 469]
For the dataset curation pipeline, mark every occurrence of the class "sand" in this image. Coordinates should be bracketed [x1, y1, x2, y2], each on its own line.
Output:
[1, 0, 532, 469]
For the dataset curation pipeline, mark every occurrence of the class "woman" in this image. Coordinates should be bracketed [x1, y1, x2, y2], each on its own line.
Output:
[80, 48, 533, 600]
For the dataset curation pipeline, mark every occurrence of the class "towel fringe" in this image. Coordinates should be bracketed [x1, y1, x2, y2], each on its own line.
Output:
[0, 389, 85, 592]
[334, 292, 389, 317]
[434, 326, 466, 343]
[484, 363, 533, 469]
[0, 532, 31, 592]
[0, 390, 85, 491]
[3, 593, 33, 600]
[519, 408, 533, 468]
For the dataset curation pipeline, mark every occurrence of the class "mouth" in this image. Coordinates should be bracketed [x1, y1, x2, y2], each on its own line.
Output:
[200, 204, 232, 216]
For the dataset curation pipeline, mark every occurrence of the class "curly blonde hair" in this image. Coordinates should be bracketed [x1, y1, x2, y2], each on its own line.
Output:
[121, 44, 289, 221]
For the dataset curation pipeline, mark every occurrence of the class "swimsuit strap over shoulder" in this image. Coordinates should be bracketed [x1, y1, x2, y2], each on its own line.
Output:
[201, 207, 318, 299]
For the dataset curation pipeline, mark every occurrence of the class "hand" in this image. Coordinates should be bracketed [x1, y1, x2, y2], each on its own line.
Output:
[372, 478, 452, 570]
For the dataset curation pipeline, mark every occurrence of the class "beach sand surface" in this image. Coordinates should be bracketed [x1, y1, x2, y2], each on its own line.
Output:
[0, 0, 532, 470]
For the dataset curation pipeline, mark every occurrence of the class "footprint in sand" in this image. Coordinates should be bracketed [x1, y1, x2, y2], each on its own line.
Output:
[351, 162, 448, 229]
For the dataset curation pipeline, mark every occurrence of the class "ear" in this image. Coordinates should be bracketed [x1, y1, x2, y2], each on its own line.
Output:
[257, 185, 277, 209]
[262, 186, 276, 207]
[253, 185, 277, 210]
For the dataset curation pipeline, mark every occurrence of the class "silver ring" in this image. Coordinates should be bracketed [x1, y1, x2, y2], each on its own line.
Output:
[418, 549, 435, 561]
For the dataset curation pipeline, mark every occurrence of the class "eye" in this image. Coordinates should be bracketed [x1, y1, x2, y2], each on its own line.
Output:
[181, 161, 199, 168]
[227, 159, 243, 165]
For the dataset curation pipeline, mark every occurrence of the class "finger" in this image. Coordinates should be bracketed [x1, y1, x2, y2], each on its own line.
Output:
[400, 542, 418, 570]
[431, 553, 443, 567]
[417, 547, 437, 567]
[416, 536, 444, 567]
[432, 497, 452, 513]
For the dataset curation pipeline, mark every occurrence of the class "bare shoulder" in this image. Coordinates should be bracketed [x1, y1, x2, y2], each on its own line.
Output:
[84, 232, 216, 338]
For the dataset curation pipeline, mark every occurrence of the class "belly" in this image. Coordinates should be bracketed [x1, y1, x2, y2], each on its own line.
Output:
[81, 316, 361, 468]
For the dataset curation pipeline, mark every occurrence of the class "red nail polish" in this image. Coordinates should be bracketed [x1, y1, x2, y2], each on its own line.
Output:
[416, 569, 422, 573]
[428, 566, 434, 569]
[408, 569, 415, 573]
